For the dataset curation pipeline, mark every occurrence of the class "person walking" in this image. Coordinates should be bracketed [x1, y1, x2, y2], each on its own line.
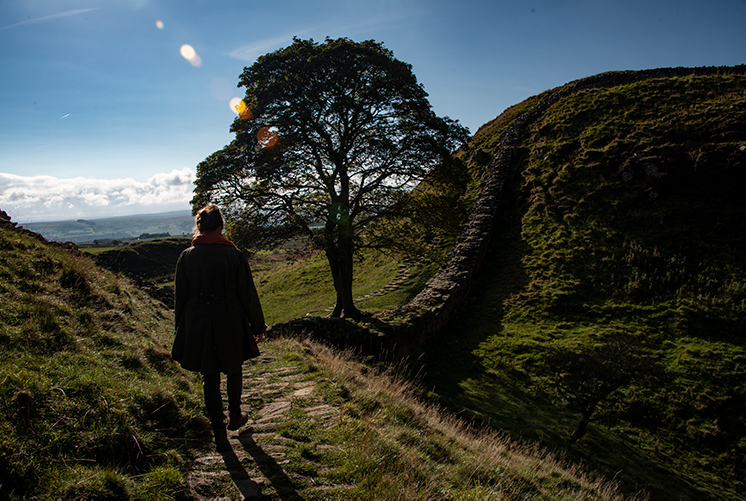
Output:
[172, 203, 265, 451]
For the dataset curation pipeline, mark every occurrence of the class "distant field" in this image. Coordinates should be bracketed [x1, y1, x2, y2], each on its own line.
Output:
[20, 210, 194, 243]
[79, 245, 127, 254]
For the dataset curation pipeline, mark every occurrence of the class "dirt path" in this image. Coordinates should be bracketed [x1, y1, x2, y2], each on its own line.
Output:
[184, 350, 346, 500]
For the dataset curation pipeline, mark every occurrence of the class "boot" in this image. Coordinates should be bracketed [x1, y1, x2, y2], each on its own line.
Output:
[213, 426, 230, 452]
[227, 410, 249, 431]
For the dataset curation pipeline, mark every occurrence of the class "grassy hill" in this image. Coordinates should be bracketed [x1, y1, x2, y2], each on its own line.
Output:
[0, 218, 623, 497]
[420, 69, 746, 499]
[0, 222, 208, 498]
[2, 66, 744, 499]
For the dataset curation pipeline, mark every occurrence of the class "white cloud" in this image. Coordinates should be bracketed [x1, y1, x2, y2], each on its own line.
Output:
[227, 9, 423, 64]
[229, 34, 295, 62]
[0, 8, 99, 31]
[0, 169, 195, 222]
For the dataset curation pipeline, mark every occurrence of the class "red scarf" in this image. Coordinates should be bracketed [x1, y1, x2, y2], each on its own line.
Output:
[192, 230, 237, 248]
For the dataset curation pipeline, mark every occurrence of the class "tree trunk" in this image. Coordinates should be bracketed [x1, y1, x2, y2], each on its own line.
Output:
[569, 397, 603, 444]
[325, 226, 361, 319]
[569, 410, 593, 444]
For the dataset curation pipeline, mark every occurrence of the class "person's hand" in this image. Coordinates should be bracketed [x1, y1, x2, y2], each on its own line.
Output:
[255, 324, 267, 342]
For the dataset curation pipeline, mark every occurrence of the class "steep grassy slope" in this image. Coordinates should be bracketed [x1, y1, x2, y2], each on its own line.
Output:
[0, 225, 208, 498]
[423, 71, 746, 499]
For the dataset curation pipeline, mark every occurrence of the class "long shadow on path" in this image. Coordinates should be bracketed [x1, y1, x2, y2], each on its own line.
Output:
[218, 446, 262, 499]
[234, 432, 303, 500]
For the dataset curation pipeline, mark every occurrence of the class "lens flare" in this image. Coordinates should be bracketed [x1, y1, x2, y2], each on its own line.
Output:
[257, 126, 279, 149]
[230, 97, 252, 120]
[155, 20, 164, 29]
[180, 44, 202, 67]
[179, 44, 194, 59]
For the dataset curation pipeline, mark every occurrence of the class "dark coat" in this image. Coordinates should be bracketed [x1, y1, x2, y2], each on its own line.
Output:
[172, 242, 264, 375]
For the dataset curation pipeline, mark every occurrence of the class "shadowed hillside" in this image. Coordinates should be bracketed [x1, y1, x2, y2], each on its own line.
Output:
[414, 67, 746, 499]
[89, 238, 191, 307]
[90, 238, 191, 284]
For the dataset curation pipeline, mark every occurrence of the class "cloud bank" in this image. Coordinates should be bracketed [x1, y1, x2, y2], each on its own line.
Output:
[0, 169, 195, 222]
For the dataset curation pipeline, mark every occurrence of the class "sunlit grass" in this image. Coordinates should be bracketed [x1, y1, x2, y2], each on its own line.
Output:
[254, 248, 416, 324]
[242, 337, 624, 499]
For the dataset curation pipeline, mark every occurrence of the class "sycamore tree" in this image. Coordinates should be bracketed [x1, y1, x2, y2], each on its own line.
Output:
[192, 37, 469, 318]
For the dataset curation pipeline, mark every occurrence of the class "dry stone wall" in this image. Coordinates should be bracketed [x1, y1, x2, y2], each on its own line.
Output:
[270, 65, 746, 359]
[374, 64, 746, 358]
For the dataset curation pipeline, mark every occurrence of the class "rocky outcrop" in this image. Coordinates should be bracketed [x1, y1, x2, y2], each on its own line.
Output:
[0, 210, 81, 254]
[0, 210, 16, 230]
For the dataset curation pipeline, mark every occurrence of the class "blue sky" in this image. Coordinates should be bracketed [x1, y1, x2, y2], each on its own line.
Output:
[1, 0, 744, 222]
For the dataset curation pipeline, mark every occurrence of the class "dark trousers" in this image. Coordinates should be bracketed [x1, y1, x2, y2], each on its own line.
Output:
[203, 372, 243, 429]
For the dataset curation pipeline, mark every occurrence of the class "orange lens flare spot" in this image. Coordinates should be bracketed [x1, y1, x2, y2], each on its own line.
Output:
[155, 20, 164, 29]
[257, 126, 279, 149]
[230, 97, 252, 119]
[180, 44, 202, 67]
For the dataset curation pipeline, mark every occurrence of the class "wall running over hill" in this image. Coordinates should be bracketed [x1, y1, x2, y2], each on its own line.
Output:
[375, 64, 746, 359]
[268, 65, 746, 359]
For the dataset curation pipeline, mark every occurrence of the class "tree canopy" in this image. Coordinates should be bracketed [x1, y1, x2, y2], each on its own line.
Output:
[192, 37, 469, 318]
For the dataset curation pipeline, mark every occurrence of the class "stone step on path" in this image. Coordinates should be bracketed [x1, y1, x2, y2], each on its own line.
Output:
[185, 351, 346, 500]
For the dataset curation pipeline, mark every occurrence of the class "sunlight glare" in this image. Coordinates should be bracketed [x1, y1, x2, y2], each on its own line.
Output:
[230, 98, 253, 120]
[180, 44, 202, 67]
[155, 20, 164, 29]
[257, 126, 279, 149]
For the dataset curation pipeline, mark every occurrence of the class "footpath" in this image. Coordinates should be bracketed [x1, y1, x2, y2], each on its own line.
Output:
[184, 348, 347, 500]
[183, 259, 422, 499]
